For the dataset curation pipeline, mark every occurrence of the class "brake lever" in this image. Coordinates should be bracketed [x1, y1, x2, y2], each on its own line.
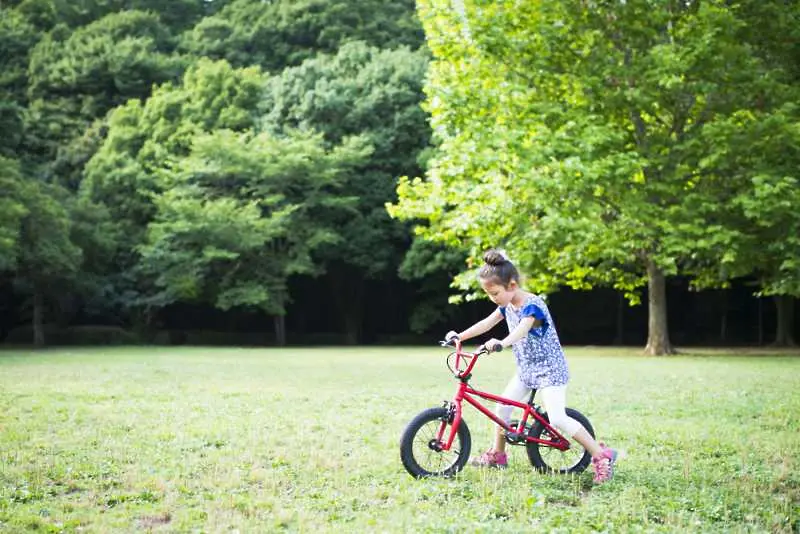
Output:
[440, 336, 460, 348]
[477, 344, 503, 354]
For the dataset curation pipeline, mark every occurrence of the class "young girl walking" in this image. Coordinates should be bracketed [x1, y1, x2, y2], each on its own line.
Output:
[446, 250, 618, 483]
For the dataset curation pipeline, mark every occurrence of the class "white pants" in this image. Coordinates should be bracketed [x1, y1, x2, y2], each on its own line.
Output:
[496, 374, 582, 437]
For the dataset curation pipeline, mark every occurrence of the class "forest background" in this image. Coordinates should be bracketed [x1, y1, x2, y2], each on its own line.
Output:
[0, 0, 798, 353]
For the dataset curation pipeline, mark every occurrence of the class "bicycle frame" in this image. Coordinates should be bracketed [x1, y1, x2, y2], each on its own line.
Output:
[436, 340, 571, 453]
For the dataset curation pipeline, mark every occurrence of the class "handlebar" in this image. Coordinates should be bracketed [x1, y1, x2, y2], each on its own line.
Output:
[440, 336, 503, 354]
[439, 336, 502, 378]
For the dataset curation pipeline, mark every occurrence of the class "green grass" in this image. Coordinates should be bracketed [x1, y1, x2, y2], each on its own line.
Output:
[1, 346, 798, 533]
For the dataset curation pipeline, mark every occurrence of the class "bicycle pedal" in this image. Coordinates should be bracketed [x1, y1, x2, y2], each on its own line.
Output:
[504, 431, 526, 444]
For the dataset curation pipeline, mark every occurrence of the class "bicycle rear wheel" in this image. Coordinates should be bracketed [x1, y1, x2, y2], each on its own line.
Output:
[400, 407, 471, 478]
[526, 407, 594, 474]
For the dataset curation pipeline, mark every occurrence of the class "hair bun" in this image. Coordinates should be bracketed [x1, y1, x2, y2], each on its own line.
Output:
[483, 249, 508, 266]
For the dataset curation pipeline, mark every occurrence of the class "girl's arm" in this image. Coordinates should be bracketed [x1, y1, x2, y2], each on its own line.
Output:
[455, 309, 504, 341]
[485, 316, 543, 351]
[501, 316, 538, 347]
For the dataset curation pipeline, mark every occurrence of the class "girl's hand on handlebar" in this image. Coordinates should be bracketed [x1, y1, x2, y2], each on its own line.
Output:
[482, 339, 503, 353]
[441, 331, 460, 347]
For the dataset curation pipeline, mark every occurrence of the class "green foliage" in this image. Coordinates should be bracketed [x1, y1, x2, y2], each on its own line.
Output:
[65, 191, 119, 285]
[0, 155, 81, 282]
[139, 129, 372, 314]
[13, 0, 58, 31]
[392, 0, 800, 306]
[0, 156, 28, 270]
[0, 0, 432, 343]
[138, 187, 277, 308]
[15, 0, 218, 32]
[82, 58, 265, 242]
[398, 239, 468, 332]
[263, 41, 431, 277]
[82, 58, 268, 315]
[179, 0, 423, 71]
[14, 181, 82, 286]
[0, 8, 38, 101]
[724, 106, 800, 296]
[23, 9, 182, 179]
[0, 101, 24, 158]
[27, 10, 180, 112]
[0, 8, 39, 157]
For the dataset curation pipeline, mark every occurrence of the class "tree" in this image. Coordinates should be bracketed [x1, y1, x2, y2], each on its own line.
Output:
[390, 0, 799, 354]
[179, 0, 423, 72]
[693, 105, 800, 346]
[81, 58, 265, 333]
[397, 240, 468, 333]
[83, 58, 264, 232]
[0, 7, 38, 102]
[24, 10, 182, 183]
[685, 0, 800, 346]
[0, 156, 28, 271]
[0, 169, 114, 346]
[0, 8, 39, 157]
[15, 0, 220, 33]
[139, 130, 371, 344]
[8, 178, 82, 346]
[261, 41, 431, 342]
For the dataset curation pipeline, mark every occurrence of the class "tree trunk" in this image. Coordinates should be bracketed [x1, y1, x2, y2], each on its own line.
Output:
[330, 265, 364, 345]
[719, 291, 728, 343]
[613, 292, 625, 345]
[274, 315, 286, 346]
[343, 306, 363, 346]
[131, 306, 158, 343]
[772, 295, 796, 347]
[341, 276, 364, 345]
[33, 287, 45, 348]
[643, 260, 675, 355]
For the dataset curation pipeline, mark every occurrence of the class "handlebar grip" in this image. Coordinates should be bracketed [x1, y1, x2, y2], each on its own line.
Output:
[477, 343, 503, 354]
[441, 334, 460, 347]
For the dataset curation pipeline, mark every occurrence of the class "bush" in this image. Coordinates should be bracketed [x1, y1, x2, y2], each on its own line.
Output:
[3, 325, 141, 346]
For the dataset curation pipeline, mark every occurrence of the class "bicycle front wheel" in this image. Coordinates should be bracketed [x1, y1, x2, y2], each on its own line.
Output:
[526, 407, 594, 474]
[400, 407, 471, 478]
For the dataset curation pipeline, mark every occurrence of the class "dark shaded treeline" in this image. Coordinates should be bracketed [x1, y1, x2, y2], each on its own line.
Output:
[2, 276, 796, 347]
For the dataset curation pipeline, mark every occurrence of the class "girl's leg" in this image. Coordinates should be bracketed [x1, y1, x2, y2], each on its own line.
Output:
[539, 385, 603, 458]
[472, 374, 530, 466]
[493, 374, 531, 454]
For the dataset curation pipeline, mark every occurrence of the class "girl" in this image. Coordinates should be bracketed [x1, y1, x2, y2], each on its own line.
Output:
[446, 249, 618, 484]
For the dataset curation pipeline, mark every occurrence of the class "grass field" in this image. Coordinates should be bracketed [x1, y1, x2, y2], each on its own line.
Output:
[1, 346, 798, 533]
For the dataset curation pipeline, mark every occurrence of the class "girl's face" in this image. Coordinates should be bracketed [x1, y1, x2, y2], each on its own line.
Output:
[480, 278, 517, 307]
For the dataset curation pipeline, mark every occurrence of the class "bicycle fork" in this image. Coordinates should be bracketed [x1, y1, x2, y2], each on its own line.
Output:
[436, 379, 470, 452]
[434, 399, 462, 452]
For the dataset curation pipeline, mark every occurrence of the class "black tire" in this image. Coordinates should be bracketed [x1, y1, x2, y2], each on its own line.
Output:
[400, 407, 471, 478]
[526, 407, 594, 474]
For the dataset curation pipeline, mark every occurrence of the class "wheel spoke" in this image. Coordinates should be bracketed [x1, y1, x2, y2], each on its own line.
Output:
[526, 411, 593, 474]
[411, 420, 459, 475]
[401, 408, 471, 478]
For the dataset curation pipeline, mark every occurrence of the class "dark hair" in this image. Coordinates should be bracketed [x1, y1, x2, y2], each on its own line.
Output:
[478, 249, 519, 287]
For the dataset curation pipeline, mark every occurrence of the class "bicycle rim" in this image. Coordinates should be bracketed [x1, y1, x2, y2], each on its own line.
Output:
[533, 429, 587, 472]
[410, 419, 464, 475]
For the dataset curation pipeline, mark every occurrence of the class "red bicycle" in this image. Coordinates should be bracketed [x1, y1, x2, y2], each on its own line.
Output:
[400, 338, 595, 478]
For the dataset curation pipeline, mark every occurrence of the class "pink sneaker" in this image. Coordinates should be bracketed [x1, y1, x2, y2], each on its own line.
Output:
[592, 443, 618, 484]
[470, 449, 508, 468]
